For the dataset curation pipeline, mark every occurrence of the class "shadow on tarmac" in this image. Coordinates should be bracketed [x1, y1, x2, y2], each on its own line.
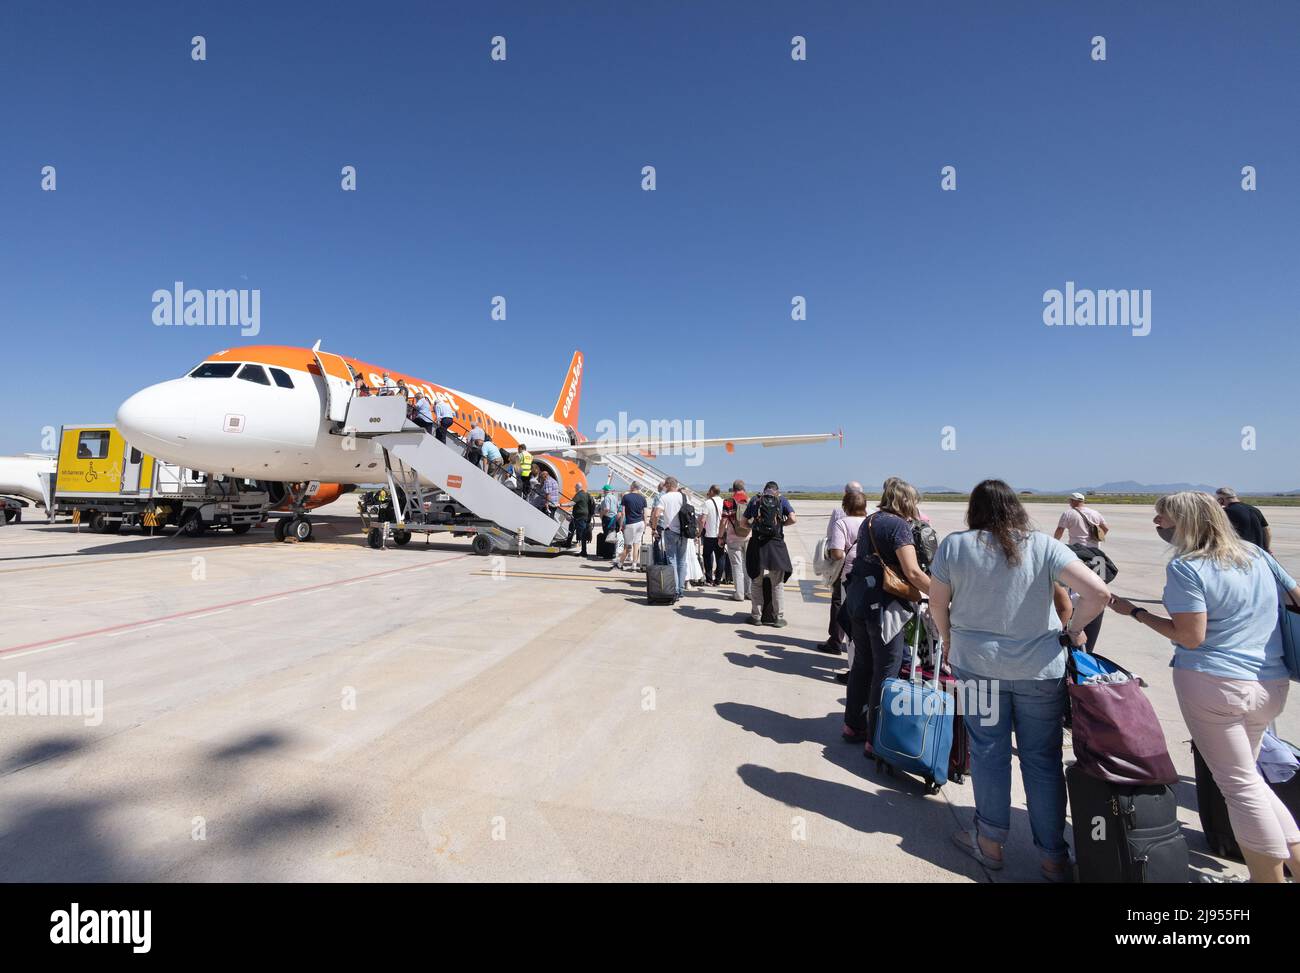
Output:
[0, 728, 342, 881]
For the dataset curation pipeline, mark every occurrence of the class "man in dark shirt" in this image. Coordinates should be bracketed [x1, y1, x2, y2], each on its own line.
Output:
[743, 482, 797, 627]
[616, 483, 648, 570]
[1216, 487, 1271, 551]
[568, 485, 593, 557]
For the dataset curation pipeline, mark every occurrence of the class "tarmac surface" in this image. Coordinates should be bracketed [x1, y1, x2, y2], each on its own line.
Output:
[1, 499, 1297, 882]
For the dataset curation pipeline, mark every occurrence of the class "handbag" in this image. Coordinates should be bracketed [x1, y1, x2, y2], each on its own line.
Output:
[1264, 556, 1300, 681]
[866, 513, 922, 602]
[1066, 649, 1178, 786]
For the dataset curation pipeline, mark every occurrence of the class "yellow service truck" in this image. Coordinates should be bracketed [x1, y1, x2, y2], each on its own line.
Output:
[54, 424, 270, 537]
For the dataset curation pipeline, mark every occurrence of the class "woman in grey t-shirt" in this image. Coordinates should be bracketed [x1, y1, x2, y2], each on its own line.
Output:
[929, 479, 1109, 881]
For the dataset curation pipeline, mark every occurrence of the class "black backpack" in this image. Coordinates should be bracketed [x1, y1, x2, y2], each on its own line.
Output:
[677, 496, 699, 539]
[752, 493, 783, 540]
[912, 520, 939, 572]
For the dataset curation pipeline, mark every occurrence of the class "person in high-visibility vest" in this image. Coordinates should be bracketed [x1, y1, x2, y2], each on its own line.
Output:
[516, 446, 533, 498]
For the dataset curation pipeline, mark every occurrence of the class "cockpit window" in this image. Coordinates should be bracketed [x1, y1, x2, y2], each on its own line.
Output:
[190, 362, 240, 379]
[238, 364, 270, 385]
[269, 367, 294, 389]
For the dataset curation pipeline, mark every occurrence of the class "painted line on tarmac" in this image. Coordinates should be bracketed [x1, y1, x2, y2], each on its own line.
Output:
[0, 554, 470, 658]
[1, 641, 80, 662]
[472, 571, 641, 582]
[106, 623, 165, 638]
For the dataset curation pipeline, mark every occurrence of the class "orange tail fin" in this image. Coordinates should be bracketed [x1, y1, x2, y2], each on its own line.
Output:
[550, 350, 584, 430]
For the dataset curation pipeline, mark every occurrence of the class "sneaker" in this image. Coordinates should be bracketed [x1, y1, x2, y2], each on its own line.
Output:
[773, 618, 788, 628]
[749, 615, 762, 625]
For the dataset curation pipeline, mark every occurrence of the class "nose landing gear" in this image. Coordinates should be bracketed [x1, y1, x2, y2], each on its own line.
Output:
[274, 481, 320, 543]
[276, 516, 314, 542]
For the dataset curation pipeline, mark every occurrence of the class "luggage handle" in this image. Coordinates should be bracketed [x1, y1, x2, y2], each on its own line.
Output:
[906, 608, 943, 694]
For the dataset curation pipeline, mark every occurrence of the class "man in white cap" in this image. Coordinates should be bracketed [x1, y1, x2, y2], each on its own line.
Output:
[1054, 491, 1109, 546]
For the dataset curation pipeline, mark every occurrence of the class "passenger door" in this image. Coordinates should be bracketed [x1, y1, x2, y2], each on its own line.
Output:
[120, 445, 144, 494]
[312, 349, 356, 424]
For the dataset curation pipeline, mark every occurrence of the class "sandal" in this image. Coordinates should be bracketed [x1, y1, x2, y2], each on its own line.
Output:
[951, 829, 1004, 870]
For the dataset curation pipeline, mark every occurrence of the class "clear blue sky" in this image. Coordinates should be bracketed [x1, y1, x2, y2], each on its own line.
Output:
[3, 1, 1297, 491]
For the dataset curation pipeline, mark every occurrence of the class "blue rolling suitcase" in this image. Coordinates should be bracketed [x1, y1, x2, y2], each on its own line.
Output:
[872, 623, 955, 795]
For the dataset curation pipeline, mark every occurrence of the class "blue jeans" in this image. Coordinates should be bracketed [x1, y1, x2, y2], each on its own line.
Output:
[952, 666, 1069, 864]
[661, 530, 688, 598]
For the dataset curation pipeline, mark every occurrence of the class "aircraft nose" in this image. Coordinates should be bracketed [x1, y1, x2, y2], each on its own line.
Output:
[116, 380, 196, 456]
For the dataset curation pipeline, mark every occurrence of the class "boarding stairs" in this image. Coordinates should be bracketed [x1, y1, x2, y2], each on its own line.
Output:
[598, 451, 700, 501]
[339, 393, 569, 547]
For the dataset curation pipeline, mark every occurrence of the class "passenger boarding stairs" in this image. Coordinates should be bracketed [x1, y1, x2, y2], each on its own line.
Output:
[340, 394, 568, 546]
[598, 451, 700, 501]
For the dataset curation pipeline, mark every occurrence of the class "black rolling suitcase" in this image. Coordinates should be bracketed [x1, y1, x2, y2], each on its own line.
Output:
[1193, 738, 1300, 872]
[646, 538, 676, 604]
[1192, 742, 1241, 860]
[594, 531, 613, 559]
[1067, 763, 1188, 883]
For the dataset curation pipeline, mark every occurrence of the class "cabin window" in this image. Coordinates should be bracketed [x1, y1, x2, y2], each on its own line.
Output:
[76, 430, 111, 459]
[269, 367, 294, 389]
[129, 447, 143, 464]
[190, 362, 240, 379]
[238, 364, 271, 385]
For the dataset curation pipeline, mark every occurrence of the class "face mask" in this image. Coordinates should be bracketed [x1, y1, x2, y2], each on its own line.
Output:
[1156, 526, 1175, 543]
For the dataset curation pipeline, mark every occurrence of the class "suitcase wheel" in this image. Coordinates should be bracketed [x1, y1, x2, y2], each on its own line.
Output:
[950, 772, 965, 785]
[924, 778, 941, 796]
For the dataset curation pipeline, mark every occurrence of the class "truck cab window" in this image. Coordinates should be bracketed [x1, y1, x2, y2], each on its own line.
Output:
[238, 364, 270, 385]
[77, 431, 110, 459]
[190, 362, 240, 378]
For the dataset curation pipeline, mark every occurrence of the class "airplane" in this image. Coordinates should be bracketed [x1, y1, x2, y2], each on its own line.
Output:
[116, 344, 837, 541]
[0, 454, 56, 513]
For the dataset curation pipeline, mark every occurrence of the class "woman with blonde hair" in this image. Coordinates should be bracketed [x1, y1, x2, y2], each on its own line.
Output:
[1110, 491, 1300, 882]
[841, 477, 931, 747]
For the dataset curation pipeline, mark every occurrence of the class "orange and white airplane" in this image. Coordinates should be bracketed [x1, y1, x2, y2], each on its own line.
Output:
[116, 343, 835, 529]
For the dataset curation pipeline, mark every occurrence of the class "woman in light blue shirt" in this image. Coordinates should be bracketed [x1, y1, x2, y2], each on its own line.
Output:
[930, 480, 1110, 881]
[1110, 491, 1299, 882]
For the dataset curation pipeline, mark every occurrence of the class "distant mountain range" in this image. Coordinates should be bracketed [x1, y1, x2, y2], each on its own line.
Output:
[780, 482, 1300, 496]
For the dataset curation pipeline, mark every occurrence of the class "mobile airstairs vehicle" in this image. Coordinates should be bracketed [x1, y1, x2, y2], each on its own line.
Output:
[318, 364, 572, 556]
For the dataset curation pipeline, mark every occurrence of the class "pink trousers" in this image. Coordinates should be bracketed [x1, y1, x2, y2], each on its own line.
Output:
[1173, 667, 1298, 859]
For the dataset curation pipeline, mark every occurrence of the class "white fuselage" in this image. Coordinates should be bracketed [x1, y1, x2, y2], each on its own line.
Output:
[0, 455, 55, 505]
[116, 357, 576, 483]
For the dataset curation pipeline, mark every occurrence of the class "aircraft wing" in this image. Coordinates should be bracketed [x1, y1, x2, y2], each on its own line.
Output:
[534, 431, 840, 459]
